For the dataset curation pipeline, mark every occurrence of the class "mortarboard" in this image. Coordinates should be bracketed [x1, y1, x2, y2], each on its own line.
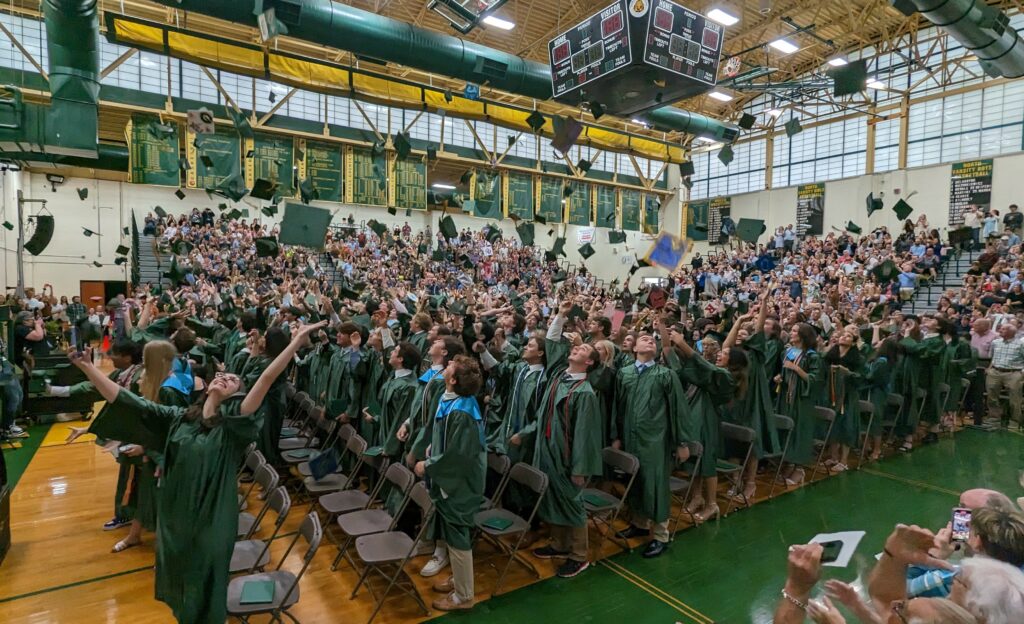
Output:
[893, 198, 913, 220]
[2, 221, 12, 230]
[387, 206, 397, 216]
[461, 256, 476, 270]
[432, 248, 446, 262]
[249, 178, 278, 201]
[515, 221, 535, 246]
[92, 261, 103, 267]
[227, 107, 254, 139]
[406, 207, 413, 217]
[217, 203, 228, 211]
[866, 193, 883, 216]
[735, 218, 767, 244]
[304, 266, 316, 279]
[77, 187, 88, 201]
[484, 224, 502, 244]
[260, 206, 276, 218]
[608, 230, 627, 244]
[206, 171, 249, 202]
[115, 244, 130, 256]
[114, 257, 127, 266]
[551, 237, 567, 257]
[870, 259, 899, 284]
[255, 237, 280, 258]
[154, 206, 167, 218]
[551, 270, 568, 283]
[869, 303, 887, 322]
[367, 220, 388, 237]
[439, 215, 458, 240]
[174, 189, 186, 200]
[578, 243, 595, 259]
[459, 170, 473, 186]
[526, 110, 546, 132]
[172, 240, 194, 256]
[82, 227, 99, 237]
[226, 208, 243, 220]
[338, 286, 362, 301]
[278, 202, 332, 249]
[299, 178, 318, 204]
[534, 212, 547, 225]
[122, 227, 130, 236]
[393, 131, 412, 159]
[200, 154, 214, 168]
[846, 221, 862, 235]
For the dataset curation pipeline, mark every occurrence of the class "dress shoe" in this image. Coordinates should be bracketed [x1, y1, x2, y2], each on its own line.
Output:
[432, 592, 475, 611]
[642, 540, 668, 558]
[615, 525, 651, 540]
[432, 575, 454, 593]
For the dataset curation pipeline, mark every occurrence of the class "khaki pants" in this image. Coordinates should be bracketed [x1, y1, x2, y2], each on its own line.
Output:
[986, 368, 1022, 424]
[631, 512, 671, 543]
[550, 524, 588, 562]
[448, 547, 474, 601]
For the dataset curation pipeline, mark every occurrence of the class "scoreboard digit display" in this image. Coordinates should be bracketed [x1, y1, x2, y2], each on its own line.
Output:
[549, 1, 631, 98]
[644, 0, 722, 85]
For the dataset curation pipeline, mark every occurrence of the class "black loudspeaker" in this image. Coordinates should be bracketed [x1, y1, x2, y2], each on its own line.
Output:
[738, 113, 756, 129]
[831, 60, 868, 97]
[678, 161, 695, 176]
[24, 214, 54, 256]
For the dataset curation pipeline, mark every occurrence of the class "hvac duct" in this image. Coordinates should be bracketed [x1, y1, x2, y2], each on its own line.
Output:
[893, 0, 1024, 78]
[1, 144, 129, 171]
[43, 0, 101, 157]
[151, 0, 738, 142]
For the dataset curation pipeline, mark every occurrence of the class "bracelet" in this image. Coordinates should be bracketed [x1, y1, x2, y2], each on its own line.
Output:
[781, 589, 807, 611]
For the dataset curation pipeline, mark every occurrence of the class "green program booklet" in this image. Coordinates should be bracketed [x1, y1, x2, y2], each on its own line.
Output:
[239, 579, 275, 604]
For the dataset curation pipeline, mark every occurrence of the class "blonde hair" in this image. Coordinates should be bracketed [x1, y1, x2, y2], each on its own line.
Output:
[139, 340, 178, 402]
[594, 340, 616, 366]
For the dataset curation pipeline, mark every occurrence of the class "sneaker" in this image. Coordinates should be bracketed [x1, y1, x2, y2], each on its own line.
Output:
[419, 554, 449, 577]
[532, 545, 569, 559]
[556, 559, 589, 578]
[831, 462, 848, 473]
[103, 517, 131, 531]
[6, 425, 28, 439]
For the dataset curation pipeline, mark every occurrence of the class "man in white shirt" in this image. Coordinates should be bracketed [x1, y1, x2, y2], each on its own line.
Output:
[986, 322, 1024, 428]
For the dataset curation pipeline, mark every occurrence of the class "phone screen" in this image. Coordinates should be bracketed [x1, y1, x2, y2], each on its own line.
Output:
[952, 508, 972, 542]
[820, 540, 843, 564]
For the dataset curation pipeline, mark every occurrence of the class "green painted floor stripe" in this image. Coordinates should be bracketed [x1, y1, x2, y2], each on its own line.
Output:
[0, 565, 152, 604]
[3, 422, 52, 490]
[860, 468, 961, 496]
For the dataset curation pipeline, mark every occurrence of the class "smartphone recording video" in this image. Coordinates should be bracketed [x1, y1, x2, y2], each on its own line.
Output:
[819, 540, 843, 564]
[951, 507, 972, 542]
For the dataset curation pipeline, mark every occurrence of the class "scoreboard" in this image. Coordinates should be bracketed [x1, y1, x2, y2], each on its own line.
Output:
[549, 3, 632, 99]
[548, 0, 724, 116]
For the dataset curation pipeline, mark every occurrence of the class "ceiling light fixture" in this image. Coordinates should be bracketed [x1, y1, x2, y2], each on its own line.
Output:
[707, 8, 739, 26]
[432, 183, 456, 190]
[866, 77, 886, 90]
[827, 57, 848, 67]
[765, 108, 783, 117]
[482, 15, 515, 30]
[768, 38, 799, 54]
[708, 90, 733, 102]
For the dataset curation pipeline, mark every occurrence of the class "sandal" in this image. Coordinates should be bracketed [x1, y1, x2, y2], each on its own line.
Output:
[112, 538, 141, 553]
[898, 442, 913, 453]
[694, 504, 720, 524]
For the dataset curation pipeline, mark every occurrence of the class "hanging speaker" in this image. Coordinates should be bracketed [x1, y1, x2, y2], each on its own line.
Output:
[24, 215, 54, 256]
[738, 113, 756, 130]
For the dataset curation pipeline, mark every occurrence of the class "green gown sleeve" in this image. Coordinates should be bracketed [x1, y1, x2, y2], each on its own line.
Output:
[545, 338, 569, 372]
[664, 366, 699, 447]
[570, 389, 604, 478]
[87, 388, 185, 451]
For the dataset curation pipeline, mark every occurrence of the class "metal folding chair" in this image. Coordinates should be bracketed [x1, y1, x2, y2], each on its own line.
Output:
[330, 463, 416, 571]
[669, 441, 703, 537]
[474, 462, 549, 596]
[481, 452, 512, 511]
[295, 424, 355, 477]
[226, 512, 323, 624]
[717, 422, 756, 515]
[279, 398, 318, 452]
[351, 482, 434, 624]
[856, 400, 875, 467]
[238, 464, 280, 538]
[767, 414, 795, 499]
[809, 406, 836, 482]
[581, 447, 640, 553]
[237, 446, 264, 511]
[231, 486, 292, 574]
[282, 410, 337, 466]
[883, 393, 904, 445]
[935, 382, 952, 436]
[305, 433, 369, 502]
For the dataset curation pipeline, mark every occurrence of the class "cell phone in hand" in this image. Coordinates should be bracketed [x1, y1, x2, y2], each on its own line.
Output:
[819, 540, 843, 564]
[951, 507, 972, 542]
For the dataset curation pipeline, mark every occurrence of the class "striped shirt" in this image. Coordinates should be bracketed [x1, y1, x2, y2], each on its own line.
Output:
[990, 336, 1024, 370]
[66, 302, 87, 324]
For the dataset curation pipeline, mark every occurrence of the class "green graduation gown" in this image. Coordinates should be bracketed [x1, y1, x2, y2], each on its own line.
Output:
[667, 352, 733, 478]
[89, 390, 261, 624]
[728, 332, 781, 458]
[775, 348, 822, 466]
[943, 339, 975, 413]
[423, 395, 487, 550]
[409, 331, 430, 360]
[408, 367, 447, 461]
[822, 346, 864, 448]
[378, 371, 420, 456]
[613, 362, 695, 523]
[485, 361, 545, 462]
[899, 335, 946, 427]
[860, 356, 893, 437]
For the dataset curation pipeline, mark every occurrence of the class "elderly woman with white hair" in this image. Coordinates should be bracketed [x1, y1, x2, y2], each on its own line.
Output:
[949, 557, 1024, 624]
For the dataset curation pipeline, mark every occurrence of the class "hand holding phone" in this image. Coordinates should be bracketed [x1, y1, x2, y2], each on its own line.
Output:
[951, 507, 971, 542]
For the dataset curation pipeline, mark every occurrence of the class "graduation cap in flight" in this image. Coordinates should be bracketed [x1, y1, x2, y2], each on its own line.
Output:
[367, 220, 388, 237]
[114, 257, 128, 266]
[578, 242, 595, 260]
[526, 110, 546, 132]
[303, 266, 316, 279]
[226, 208, 243, 220]
[77, 187, 88, 201]
[431, 248, 447, 262]
[735, 218, 767, 244]
[200, 154, 215, 168]
[174, 188, 186, 200]
[260, 206, 276, 218]
[227, 107, 254, 139]
[2, 221, 13, 230]
[893, 198, 914, 220]
[459, 170, 473, 186]
[576, 158, 591, 173]
[147, 122, 176, 140]
[387, 206, 397, 216]
[172, 240, 194, 256]
[845, 221, 863, 235]
[533, 212, 547, 225]
[393, 131, 412, 159]
[869, 302, 887, 322]
[608, 230, 627, 244]
[551, 236, 567, 258]
[299, 178, 318, 204]
[115, 244, 130, 256]
[91, 260, 103, 268]
[82, 227, 100, 237]
[866, 193, 883, 216]
[250, 178, 278, 201]
[484, 224, 502, 244]
[449, 300, 468, 316]
[515, 221, 535, 246]
[439, 215, 458, 240]
[207, 171, 249, 202]
[551, 270, 568, 283]
[870, 259, 899, 284]
[154, 206, 167, 218]
[255, 237, 280, 258]
[122, 227, 130, 236]
[278, 203, 332, 249]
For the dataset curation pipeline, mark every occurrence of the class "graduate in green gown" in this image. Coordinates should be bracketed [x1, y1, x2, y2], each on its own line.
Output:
[665, 328, 744, 523]
[71, 320, 325, 624]
[896, 315, 947, 451]
[860, 331, 898, 461]
[399, 336, 466, 464]
[774, 322, 822, 487]
[722, 301, 782, 501]
[408, 313, 433, 361]
[611, 329, 695, 556]
[821, 326, 865, 472]
[413, 355, 486, 611]
[376, 342, 421, 456]
[512, 301, 603, 579]
[940, 319, 975, 424]
[241, 327, 291, 465]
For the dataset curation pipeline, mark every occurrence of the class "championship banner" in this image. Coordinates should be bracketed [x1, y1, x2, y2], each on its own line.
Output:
[949, 159, 993, 226]
[796, 182, 825, 237]
[708, 196, 731, 245]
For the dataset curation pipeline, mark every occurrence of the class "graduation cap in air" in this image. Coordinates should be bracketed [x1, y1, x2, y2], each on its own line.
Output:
[200, 154, 214, 168]
[115, 244, 130, 256]
[534, 212, 547, 225]
[515, 221, 535, 246]
[367, 220, 388, 237]
[439, 215, 458, 240]
[562, 184, 574, 198]
[526, 110, 546, 132]
[551, 236, 567, 257]
[449, 300, 468, 316]
[299, 178, 318, 204]
[226, 208, 243, 220]
[393, 131, 412, 159]
[426, 146, 437, 161]
[82, 227, 100, 237]
[2, 221, 13, 230]
[255, 237, 279, 257]
[114, 257, 127, 266]
[278, 203, 332, 249]
[172, 240, 194, 256]
[484, 224, 502, 244]
[578, 242, 595, 260]
[784, 118, 803, 137]
[576, 158, 591, 173]
[461, 255, 476, 270]
[551, 270, 568, 283]
[387, 206, 397, 216]
[147, 122, 175, 140]
[735, 218, 767, 244]
[77, 187, 88, 201]
[154, 206, 167, 218]
[869, 302, 887, 322]
[217, 203, 228, 211]
[260, 206, 276, 218]
[405, 207, 413, 217]
[227, 107, 254, 139]
[175, 188, 186, 200]
[845, 221, 863, 235]
[893, 198, 914, 220]
[870, 259, 899, 284]
[122, 227, 130, 236]
[207, 171, 249, 202]
[608, 230, 627, 244]
[92, 260, 103, 268]
[303, 266, 316, 279]
[338, 285, 362, 301]
[459, 170, 473, 186]
[866, 192, 883, 216]
[250, 178, 278, 201]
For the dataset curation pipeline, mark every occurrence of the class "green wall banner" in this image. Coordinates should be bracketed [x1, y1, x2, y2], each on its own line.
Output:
[245, 133, 295, 197]
[505, 172, 534, 221]
[620, 189, 641, 232]
[390, 153, 427, 211]
[127, 113, 180, 186]
[346, 145, 387, 206]
[186, 126, 241, 190]
[567, 182, 592, 226]
[298, 139, 343, 202]
[536, 176, 564, 224]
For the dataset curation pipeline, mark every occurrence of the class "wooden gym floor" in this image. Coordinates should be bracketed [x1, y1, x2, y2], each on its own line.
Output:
[0, 411, 1021, 623]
